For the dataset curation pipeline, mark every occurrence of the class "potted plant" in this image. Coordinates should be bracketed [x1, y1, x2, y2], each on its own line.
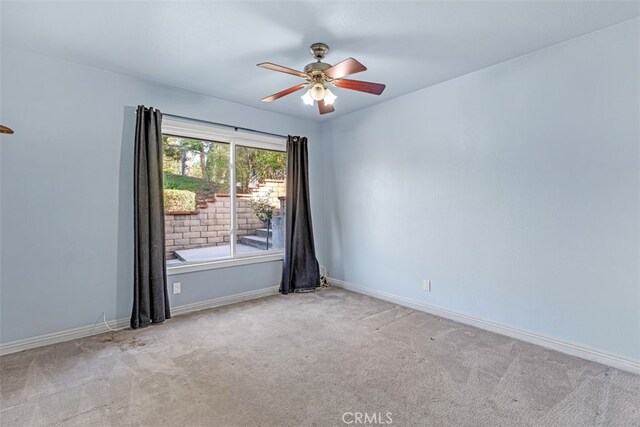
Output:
[250, 191, 274, 249]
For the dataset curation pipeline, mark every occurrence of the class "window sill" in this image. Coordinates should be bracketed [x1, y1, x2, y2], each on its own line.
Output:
[166, 252, 284, 276]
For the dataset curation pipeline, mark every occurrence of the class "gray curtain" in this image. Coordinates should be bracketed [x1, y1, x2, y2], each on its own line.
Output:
[280, 136, 320, 294]
[131, 106, 171, 328]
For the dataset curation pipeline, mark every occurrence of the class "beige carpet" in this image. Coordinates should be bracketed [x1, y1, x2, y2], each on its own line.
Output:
[1, 287, 639, 426]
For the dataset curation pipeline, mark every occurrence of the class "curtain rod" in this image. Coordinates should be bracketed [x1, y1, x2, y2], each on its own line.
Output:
[164, 113, 288, 139]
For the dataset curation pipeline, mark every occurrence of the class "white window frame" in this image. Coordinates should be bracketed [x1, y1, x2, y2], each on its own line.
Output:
[162, 117, 286, 275]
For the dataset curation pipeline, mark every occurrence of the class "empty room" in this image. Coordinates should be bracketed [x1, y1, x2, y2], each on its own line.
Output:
[1, 1, 639, 426]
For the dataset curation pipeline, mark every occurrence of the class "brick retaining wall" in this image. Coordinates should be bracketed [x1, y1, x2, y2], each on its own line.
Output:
[164, 179, 286, 259]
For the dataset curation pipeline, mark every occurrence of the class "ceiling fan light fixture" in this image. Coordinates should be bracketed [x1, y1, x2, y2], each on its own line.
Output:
[301, 89, 315, 106]
[323, 88, 337, 105]
[310, 83, 326, 101]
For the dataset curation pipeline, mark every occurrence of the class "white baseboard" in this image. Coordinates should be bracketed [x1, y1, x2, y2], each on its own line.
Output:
[0, 285, 280, 356]
[170, 285, 279, 317]
[0, 318, 132, 357]
[329, 277, 640, 375]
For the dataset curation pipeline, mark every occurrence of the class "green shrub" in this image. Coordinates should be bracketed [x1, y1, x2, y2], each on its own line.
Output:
[249, 190, 274, 222]
[164, 189, 196, 213]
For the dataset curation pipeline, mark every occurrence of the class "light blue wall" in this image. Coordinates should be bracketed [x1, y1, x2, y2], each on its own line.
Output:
[322, 19, 640, 360]
[0, 47, 323, 343]
[2, 19, 639, 361]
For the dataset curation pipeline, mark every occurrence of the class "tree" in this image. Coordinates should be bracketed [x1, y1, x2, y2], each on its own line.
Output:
[234, 146, 286, 193]
[163, 137, 286, 196]
[162, 136, 210, 178]
[205, 144, 231, 193]
[162, 135, 182, 174]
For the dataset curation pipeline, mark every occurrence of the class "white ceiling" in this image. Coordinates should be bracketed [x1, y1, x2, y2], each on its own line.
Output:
[2, 1, 639, 121]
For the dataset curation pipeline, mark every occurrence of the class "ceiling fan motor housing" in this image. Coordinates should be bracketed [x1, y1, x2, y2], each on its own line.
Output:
[304, 61, 331, 82]
[306, 43, 332, 83]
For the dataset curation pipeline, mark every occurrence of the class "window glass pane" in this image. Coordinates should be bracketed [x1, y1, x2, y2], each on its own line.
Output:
[235, 145, 287, 254]
[163, 135, 231, 265]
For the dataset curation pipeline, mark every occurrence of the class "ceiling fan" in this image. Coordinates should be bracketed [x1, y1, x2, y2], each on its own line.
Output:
[257, 43, 386, 115]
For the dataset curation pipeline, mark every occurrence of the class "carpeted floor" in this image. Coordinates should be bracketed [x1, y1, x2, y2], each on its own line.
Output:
[1, 287, 638, 426]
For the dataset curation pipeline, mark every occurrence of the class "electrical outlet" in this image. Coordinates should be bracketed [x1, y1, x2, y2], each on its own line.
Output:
[173, 282, 181, 294]
[422, 279, 431, 292]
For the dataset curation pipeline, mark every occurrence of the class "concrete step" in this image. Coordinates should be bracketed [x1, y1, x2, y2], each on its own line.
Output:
[238, 234, 273, 250]
[254, 228, 272, 238]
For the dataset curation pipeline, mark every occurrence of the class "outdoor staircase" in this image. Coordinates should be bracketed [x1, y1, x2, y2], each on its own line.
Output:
[238, 228, 273, 250]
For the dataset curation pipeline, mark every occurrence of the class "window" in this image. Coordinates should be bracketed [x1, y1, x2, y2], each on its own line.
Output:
[162, 118, 286, 272]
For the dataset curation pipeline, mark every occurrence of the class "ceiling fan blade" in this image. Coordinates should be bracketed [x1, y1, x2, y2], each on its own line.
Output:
[0, 125, 15, 134]
[324, 58, 367, 80]
[261, 84, 308, 103]
[333, 79, 386, 95]
[318, 99, 335, 115]
[257, 62, 307, 78]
